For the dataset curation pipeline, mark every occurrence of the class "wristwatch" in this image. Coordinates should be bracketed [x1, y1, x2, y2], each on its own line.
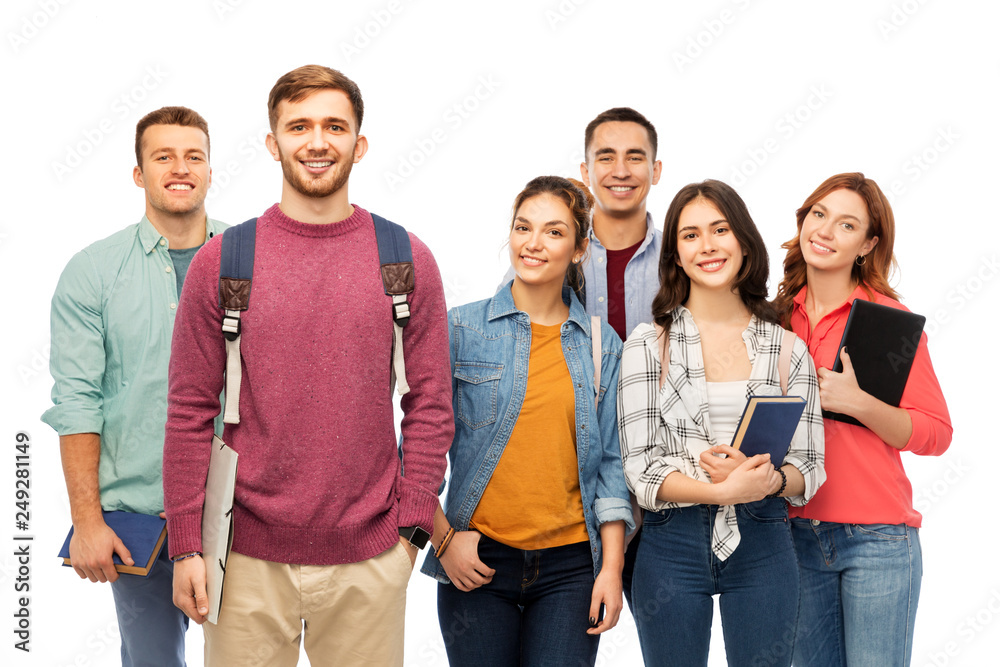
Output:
[399, 526, 431, 550]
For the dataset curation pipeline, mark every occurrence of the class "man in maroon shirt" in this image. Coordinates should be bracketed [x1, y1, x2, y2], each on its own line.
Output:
[164, 65, 453, 666]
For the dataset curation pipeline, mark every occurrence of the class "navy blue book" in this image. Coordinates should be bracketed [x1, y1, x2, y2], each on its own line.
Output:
[730, 396, 807, 467]
[59, 511, 167, 577]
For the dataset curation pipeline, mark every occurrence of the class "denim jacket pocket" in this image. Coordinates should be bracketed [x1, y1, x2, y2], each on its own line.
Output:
[454, 361, 504, 430]
[642, 508, 675, 527]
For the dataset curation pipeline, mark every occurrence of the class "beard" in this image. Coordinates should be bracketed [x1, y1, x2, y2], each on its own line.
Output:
[279, 146, 355, 199]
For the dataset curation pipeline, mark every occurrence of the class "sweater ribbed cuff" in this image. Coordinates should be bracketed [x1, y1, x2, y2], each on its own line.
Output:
[396, 477, 438, 534]
[167, 513, 203, 560]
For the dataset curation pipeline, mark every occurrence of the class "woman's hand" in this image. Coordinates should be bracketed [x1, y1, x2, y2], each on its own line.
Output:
[699, 445, 747, 484]
[816, 347, 867, 415]
[440, 531, 495, 592]
[718, 454, 779, 504]
[587, 567, 623, 635]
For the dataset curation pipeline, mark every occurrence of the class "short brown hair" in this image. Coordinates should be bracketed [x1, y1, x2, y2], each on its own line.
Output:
[134, 106, 210, 168]
[584, 107, 658, 161]
[268, 65, 364, 132]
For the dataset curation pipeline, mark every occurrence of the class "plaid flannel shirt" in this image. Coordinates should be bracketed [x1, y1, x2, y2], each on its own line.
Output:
[618, 307, 825, 560]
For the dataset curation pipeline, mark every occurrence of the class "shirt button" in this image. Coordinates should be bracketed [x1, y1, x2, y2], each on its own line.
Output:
[170, 303, 177, 310]
[597, 257, 604, 263]
[598, 296, 605, 303]
[811, 519, 820, 526]
[165, 266, 172, 273]
[159, 239, 166, 246]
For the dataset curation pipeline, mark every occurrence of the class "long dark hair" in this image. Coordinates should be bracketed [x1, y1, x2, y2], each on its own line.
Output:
[652, 179, 778, 330]
[510, 175, 594, 305]
[773, 172, 899, 326]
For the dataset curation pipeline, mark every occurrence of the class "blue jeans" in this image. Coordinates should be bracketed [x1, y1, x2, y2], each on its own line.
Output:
[436, 535, 599, 667]
[632, 499, 799, 667]
[791, 519, 922, 667]
[110, 547, 189, 667]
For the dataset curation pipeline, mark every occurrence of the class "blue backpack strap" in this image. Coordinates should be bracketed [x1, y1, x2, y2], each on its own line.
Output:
[218, 218, 257, 423]
[371, 213, 414, 395]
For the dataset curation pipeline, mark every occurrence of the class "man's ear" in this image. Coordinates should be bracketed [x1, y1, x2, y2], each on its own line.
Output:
[133, 165, 144, 188]
[651, 159, 663, 185]
[580, 161, 590, 186]
[353, 134, 369, 163]
[265, 133, 281, 162]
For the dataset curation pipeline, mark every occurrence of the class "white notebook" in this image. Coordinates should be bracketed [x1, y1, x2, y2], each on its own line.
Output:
[202, 435, 238, 625]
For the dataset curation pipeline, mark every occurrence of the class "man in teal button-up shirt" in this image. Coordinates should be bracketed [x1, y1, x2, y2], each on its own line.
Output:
[42, 106, 226, 667]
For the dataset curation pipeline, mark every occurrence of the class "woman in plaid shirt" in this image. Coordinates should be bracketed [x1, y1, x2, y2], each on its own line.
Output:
[618, 179, 825, 666]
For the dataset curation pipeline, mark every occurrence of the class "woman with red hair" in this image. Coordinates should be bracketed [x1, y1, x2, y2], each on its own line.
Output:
[773, 173, 952, 667]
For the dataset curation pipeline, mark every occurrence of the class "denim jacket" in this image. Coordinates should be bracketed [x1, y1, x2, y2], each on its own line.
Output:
[421, 283, 635, 584]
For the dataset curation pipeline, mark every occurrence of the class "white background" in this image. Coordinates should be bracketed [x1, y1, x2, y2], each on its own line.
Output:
[2, 1, 997, 666]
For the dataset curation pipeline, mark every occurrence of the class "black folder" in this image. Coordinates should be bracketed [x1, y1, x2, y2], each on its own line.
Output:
[823, 298, 925, 426]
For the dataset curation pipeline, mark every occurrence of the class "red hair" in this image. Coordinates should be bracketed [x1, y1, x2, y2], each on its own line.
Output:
[773, 173, 899, 325]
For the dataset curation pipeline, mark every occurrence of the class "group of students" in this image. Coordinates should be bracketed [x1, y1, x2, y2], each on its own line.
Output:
[43, 61, 950, 667]
[426, 107, 952, 667]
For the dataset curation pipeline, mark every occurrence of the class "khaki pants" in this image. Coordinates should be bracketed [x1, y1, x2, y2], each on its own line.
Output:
[205, 542, 413, 667]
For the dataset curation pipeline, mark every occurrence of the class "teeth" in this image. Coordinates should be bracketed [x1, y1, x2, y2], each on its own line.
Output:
[700, 260, 724, 270]
[167, 184, 192, 190]
[521, 257, 545, 266]
[609, 186, 634, 192]
[304, 161, 332, 168]
[810, 241, 833, 253]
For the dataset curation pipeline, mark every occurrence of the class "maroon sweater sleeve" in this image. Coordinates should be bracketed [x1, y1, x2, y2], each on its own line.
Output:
[396, 234, 454, 532]
[163, 236, 226, 557]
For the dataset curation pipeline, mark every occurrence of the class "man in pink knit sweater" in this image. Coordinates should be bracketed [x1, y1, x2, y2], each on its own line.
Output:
[162, 65, 454, 666]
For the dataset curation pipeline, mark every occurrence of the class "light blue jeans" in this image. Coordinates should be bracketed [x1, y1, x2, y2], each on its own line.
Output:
[791, 519, 922, 667]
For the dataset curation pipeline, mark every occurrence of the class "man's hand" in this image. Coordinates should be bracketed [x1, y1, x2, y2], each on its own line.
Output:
[440, 531, 495, 592]
[172, 555, 209, 624]
[399, 536, 418, 568]
[69, 519, 133, 583]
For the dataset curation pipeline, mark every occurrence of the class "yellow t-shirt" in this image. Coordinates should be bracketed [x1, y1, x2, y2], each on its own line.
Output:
[469, 322, 589, 549]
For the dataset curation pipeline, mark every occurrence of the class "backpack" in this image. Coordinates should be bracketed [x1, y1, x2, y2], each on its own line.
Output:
[217, 214, 415, 424]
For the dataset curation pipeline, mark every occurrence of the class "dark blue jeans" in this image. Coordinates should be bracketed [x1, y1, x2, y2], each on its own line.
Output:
[436, 535, 599, 667]
[632, 499, 799, 667]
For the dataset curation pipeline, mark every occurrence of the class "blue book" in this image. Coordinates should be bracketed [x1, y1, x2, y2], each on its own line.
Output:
[58, 511, 167, 577]
[730, 396, 807, 467]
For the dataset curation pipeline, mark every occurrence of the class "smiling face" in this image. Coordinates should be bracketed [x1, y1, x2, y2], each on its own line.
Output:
[799, 188, 879, 276]
[581, 121, 661, 218]
[675, 198, 746, 293]
[509, 193, 584, 291]
[265, 88, 367, 199]
[132, 124, 211, 218]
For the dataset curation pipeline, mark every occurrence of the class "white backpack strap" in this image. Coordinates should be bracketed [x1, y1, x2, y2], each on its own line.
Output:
[222, 309, 243, 424]
[778, 328, 795, 395]
[591, 316, 601, 410]
[390, 293, 411, 396]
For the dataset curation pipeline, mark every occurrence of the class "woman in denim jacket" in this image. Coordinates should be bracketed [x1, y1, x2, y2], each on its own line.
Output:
[420, 176, 634, 666]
